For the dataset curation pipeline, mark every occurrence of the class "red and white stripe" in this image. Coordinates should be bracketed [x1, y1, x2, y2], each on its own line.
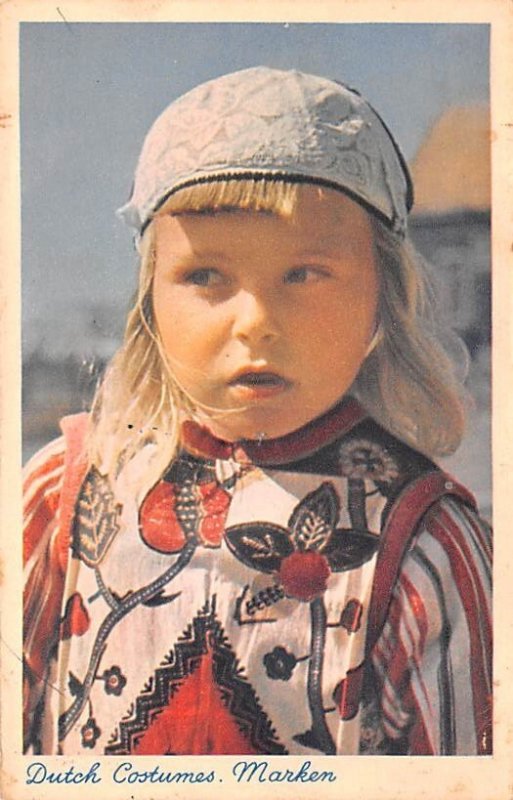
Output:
[372, 497, 492, 755]
[23, 437, 66, 566]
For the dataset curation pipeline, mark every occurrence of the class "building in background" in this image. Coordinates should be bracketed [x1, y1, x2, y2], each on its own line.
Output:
[409, 105, 491, 355]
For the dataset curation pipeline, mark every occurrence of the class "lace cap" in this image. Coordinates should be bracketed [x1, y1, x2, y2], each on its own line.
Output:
[117, 66, 413, 237]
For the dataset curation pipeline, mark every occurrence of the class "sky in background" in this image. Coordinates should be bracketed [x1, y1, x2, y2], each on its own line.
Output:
[20, 22, 490, 355]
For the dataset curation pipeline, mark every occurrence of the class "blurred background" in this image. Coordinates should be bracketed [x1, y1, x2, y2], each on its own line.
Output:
[21, 23, 491, 517]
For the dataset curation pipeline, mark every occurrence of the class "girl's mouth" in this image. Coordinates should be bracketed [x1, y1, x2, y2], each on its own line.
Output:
[228, 371, 291, 399]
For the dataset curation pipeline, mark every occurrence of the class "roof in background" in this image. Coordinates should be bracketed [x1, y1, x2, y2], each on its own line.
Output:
[410, 105, 490, 214]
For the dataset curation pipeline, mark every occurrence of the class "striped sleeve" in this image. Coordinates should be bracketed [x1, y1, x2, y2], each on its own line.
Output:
[371, 497, 492, 755]
[23, 437, 67, 750]
[23, 437, 66, 564]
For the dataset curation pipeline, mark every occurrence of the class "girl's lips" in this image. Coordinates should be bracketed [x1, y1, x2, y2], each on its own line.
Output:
[228, 371, 291, 399]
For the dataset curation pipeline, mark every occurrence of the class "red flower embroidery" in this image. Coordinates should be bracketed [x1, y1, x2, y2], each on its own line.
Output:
[340, 598, 363, 633]
[60, 593, 90, 640]
[225, 483, 379, 595]
[197, 482, 231, 546]
[140, 482, 186, 553]
[278, 551, 331, 602]
[140, 479, 231, 553]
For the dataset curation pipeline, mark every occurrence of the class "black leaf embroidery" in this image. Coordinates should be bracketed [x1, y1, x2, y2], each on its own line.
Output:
[142, 590, 182, 608]
[68, 671, 84, 698]
[321, 529, 379, 571]
[288, 483, 340, 552]
[225, 481, 378, 577]
[225, 524, 293, 573]
[73, 468, 122, 567]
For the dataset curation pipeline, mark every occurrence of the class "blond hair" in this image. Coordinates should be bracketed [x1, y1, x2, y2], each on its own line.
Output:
[89, 179, 467, 486]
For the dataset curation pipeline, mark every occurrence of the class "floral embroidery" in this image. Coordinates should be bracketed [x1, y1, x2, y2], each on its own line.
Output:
[139, 459, 232, 553]
[339, 439, 399, 484]
[225, 482, 379, 586]
[68, 671, 84, 698]
[58, 542, 198, 742]
[245, 584, 285, 616]
[263, 646, 301, 681]
[99, 666, 127, 696]
[224, 483, 380, 757]
[80, 716, 101, 749]
[338, 439, 399, 529]
[278, 551, 330, 602]
[332, 663, 365, 721]
[196, 481, 232, 546]
[60, 593, 90, 640]
[340, 599, 364, 633]
[73, 468, 122, 567]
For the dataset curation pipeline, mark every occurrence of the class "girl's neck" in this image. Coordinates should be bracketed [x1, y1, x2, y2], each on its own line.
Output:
[180, 397, 366, 466]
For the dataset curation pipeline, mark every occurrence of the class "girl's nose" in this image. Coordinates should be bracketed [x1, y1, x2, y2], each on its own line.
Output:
[231, 290, 280, 345]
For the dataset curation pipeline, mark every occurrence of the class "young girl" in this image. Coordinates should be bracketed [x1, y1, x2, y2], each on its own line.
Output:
[23, 66, 492, 757]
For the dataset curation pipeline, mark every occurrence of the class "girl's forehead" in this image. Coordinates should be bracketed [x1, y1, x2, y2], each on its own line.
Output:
[153, 186, 375, 256]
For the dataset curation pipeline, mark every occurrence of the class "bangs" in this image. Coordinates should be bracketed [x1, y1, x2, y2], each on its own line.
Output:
[153, 178, 304, 218]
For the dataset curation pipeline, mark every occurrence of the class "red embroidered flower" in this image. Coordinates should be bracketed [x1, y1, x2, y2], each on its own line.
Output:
[60, 593, 90, 640]
[278, 551, 331, 602]
[197, 482, 231, 546]
[139, 479, 231, 553]
[140, 482, 187, 553]
[340, 598, 363, 633]
[225, 483, 379, 598]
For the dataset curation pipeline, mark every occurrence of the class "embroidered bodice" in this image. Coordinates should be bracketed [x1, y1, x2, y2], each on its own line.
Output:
[23, 400, 492, 755]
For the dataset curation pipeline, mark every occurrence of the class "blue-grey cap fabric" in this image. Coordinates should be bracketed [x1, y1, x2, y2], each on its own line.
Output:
[118, 66, 413, 237]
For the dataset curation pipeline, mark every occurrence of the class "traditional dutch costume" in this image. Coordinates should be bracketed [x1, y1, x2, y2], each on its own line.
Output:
[23, 399, 492, 756]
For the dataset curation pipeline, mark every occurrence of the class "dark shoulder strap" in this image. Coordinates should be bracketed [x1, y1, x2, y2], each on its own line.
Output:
[365, 470, 476, 657]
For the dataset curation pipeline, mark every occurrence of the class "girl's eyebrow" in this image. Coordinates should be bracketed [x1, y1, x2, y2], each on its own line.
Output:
[293, 244, 349, 259]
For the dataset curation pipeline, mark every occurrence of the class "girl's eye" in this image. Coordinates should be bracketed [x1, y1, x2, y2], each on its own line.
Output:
[183, 268, 224, 287]
[284, 267, 327, 284]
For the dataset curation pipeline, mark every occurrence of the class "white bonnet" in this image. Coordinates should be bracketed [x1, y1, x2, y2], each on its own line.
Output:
[118, 66, 413, 237]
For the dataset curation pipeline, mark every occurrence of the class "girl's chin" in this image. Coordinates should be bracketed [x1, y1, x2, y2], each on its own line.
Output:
[197, 407, 315, 443]
[195, 411, 322, 442]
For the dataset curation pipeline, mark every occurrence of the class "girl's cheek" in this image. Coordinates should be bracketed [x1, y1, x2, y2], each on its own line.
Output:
[153, 284, 199, 319]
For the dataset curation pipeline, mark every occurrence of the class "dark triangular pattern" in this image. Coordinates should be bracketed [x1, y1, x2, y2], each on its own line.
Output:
[211, 650, 287, 754]
[105, 596, 287, 755]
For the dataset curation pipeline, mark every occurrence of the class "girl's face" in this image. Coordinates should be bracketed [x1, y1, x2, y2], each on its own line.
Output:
[152, 185, 378, 441]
